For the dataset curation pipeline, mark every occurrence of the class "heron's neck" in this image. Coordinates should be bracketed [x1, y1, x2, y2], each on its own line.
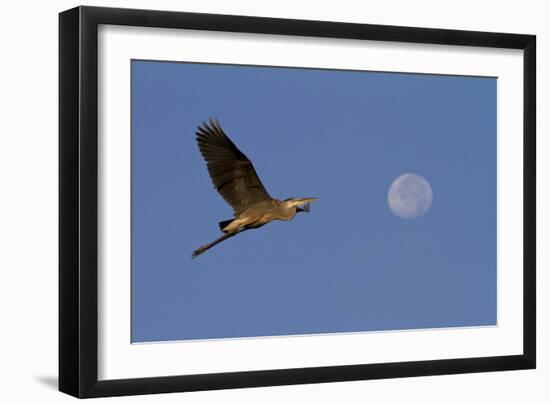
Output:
[280, 200, 297, 218]
[281, 200, 297, 209]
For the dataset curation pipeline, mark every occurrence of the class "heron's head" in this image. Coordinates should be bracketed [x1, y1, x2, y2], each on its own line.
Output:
[284, 197, 317, 212]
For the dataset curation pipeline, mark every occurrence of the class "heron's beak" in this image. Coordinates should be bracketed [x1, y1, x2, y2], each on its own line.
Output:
[290, 197, 317, 212]
[295, 197, 317, 205]
[296, 198, 316, 212]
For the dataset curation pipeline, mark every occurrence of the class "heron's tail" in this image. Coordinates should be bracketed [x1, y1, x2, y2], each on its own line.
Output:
[218, 219, 234, 232]
[192, 229, 244, 259]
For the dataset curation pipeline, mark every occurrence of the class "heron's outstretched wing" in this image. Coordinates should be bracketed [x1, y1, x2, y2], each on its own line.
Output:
[196, 119, 272, 213]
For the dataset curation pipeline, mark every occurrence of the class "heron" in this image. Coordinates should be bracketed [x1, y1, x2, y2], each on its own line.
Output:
[192, 118, 316, 258]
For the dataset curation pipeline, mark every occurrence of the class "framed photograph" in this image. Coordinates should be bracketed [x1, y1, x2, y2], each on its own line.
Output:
[59, 6, 536, 398]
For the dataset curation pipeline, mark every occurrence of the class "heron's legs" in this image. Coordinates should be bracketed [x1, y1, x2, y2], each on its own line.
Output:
[192, 227, 250, 259]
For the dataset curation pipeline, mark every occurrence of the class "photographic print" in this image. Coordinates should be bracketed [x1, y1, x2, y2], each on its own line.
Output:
[131, 60, 497, 343]
[59, 7, 535, 397]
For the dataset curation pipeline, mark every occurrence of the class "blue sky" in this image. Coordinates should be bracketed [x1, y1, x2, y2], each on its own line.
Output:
[131, 60, 497, 342]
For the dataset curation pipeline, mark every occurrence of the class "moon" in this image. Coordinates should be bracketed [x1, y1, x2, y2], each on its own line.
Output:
[388, 173, 433, 219]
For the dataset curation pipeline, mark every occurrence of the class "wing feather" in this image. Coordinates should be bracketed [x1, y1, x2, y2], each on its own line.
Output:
[195, 119, 272, 213]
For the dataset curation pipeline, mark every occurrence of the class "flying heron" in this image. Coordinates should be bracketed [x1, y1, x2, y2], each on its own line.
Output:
[192, 118, 316, 258]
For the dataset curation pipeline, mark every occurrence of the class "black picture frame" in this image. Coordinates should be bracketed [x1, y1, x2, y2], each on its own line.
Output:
[59, 5, 536, 398]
